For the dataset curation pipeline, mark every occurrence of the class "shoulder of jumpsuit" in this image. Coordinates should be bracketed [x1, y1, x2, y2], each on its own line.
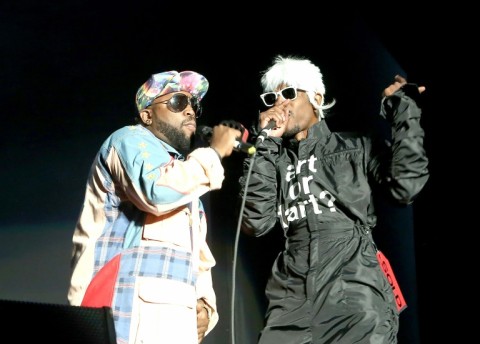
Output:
[316, 128, 367, 154]
[305, 120, 367, 154]
[105, 124, 184, 164]
[300, 120, 332, 146]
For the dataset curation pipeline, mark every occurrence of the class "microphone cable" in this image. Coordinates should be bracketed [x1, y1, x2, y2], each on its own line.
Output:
[229, 120, 275, 344]
[230, 150, 257, 344]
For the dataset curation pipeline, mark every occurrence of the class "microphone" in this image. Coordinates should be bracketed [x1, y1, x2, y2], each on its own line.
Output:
[197, 125, 256, 155]
[255, 119, 277, 145]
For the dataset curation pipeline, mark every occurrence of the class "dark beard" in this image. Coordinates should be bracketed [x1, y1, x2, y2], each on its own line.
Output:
[154, 118, 194, 156]
[283, 123, 301, 138]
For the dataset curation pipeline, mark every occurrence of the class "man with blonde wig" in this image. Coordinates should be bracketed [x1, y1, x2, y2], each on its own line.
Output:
[239, 55, 429, 343]
[260, 55, 333, 120]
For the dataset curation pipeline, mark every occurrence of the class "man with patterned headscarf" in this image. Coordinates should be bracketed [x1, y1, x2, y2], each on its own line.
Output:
[68, 70, 241, 343]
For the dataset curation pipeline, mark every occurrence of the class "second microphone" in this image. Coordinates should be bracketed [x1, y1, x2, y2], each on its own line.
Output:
[197, 125, 256, 155]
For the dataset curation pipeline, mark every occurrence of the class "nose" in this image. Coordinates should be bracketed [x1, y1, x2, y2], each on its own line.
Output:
[275, 93, 285, 105]
[184, 106, 196, 118]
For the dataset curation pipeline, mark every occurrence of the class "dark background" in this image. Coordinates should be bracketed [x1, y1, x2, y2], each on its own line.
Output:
[0, 2, 464, 343]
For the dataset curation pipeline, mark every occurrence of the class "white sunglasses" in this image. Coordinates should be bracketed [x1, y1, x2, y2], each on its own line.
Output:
[260, 86, 305, 107]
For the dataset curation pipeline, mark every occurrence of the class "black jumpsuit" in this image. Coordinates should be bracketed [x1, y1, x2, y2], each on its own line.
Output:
[239, 85, 429, 344]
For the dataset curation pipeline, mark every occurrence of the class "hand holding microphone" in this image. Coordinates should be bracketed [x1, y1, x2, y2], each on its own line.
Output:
[257, 99, 290, 143]
[256, 119, 277, 144]
[198, 120, 256, 157]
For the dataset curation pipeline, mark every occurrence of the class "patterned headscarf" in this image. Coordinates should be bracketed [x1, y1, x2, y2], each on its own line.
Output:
[136, 71, 209, 112]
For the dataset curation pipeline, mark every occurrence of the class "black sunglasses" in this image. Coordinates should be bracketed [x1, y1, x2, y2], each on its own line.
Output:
[260, 86, 305, 107]
[151, 93, 202, 118]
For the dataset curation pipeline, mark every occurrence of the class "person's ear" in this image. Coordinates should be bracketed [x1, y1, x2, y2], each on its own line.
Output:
[314, 93, 323, 106]
[139, 109, 152, 125]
